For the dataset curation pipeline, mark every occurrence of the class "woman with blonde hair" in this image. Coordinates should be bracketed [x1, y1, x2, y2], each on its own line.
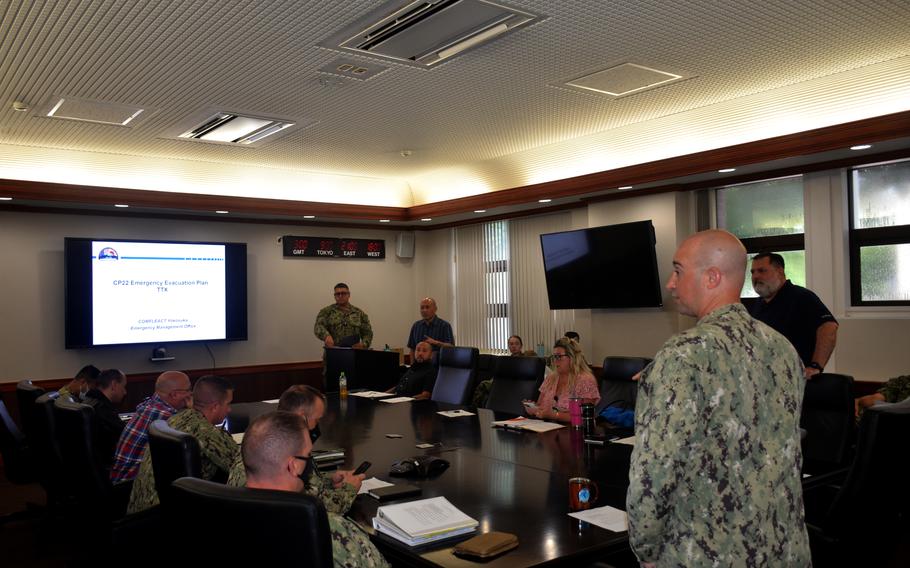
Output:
[526, 337, 599, 422]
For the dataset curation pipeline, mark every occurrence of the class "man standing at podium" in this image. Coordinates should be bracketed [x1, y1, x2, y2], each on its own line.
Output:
[314, 282, 372, 349]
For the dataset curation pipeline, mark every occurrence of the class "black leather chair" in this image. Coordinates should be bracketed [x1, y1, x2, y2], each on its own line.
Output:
[170, 477, 333, 566]
[147, 419, 202, 509]
[0, 394, 33, 485]
[485, 355, 545, 415]
[431, 346, 479, 405]
[53, 397, 129, 520]
[596, 356, 651, 414]
[800, 373, 855, 473]
[33, 391, 74, 506]
[15, 379, 45, 440]
[805, 397, 910, 566]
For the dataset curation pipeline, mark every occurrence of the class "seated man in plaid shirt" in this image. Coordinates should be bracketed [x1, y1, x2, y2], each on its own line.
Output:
[110, 371, 192, 483]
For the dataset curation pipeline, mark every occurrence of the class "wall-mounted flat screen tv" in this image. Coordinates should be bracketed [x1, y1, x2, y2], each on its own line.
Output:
[64, 238, 248, 348]
[540, 220, 663, 309]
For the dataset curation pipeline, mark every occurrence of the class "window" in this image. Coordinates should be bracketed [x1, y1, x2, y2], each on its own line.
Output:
[849, 159, 910, 305]
[454, 213, 574, 353]
[716, 176, 805, 298]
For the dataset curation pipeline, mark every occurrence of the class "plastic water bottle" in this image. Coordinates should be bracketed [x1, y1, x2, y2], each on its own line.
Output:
[339, 372, 348, 398]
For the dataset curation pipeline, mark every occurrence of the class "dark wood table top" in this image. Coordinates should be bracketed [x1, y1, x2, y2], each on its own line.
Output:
[231, 394, 632, 567]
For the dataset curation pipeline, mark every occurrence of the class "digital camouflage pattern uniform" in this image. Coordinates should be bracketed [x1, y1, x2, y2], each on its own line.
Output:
[628, 303, 811, 567]
[878, 375, 910, 403]
[227, 458, 387, 567]
[127, 408, 240, 514]
[314, 304, 373, 348]
[227, 460, 357, 514]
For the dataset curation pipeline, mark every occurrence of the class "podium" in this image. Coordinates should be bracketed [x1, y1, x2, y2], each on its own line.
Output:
[324, 347, 400, 393]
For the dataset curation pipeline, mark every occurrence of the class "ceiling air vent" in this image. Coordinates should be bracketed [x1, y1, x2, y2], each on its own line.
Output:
[162, 109, 307, 148]
[321, 0, 540, 68]
[38, 95, 150, 127]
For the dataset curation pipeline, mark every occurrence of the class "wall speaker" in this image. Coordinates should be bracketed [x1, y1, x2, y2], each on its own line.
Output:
[396, 232, 415, 258]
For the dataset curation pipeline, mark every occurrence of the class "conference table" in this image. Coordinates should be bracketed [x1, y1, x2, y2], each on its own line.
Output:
[230, 393, 634, 567]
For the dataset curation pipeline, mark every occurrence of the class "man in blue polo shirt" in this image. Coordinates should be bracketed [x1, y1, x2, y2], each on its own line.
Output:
[406, 297, 454, 356]
[748, 252, 838, 378]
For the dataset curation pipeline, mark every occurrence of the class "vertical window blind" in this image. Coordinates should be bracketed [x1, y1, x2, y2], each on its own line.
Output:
[454, 212, 574, 353]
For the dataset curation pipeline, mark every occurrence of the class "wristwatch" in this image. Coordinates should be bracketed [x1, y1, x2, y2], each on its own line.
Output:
[807, 362, 824, 372]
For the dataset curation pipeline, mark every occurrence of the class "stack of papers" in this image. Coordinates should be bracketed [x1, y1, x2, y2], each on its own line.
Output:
[437, 409, 475, 418]
[373, 496, 478, 546]
[358, 477, 394, 495]
[380, 396, 414, 404]
[491, 417, 565, 433]
[349, 390, 395, 398]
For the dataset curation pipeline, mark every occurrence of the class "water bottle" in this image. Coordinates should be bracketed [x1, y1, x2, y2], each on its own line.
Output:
[339, 371, 348, 398]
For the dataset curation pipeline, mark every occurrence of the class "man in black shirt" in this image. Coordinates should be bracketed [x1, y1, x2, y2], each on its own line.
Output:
[748, 252, 838, 378]
[389, 341, 437, 399]
[82, 368, 128, 472]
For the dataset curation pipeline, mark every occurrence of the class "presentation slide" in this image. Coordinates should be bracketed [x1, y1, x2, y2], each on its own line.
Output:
[91, 241, 226, 345]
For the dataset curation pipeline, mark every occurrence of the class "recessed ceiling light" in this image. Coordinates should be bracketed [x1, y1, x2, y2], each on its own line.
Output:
[718, 168, 736, 173]
[421, 218, 432, 222]
[303, 215, 315, 219]
[114, 204, 129, 208]
[379, 219, 390, 223]
[538, 199, 552, 203]
[0, 197, 13, 201]
[215, 210, 229, 214]
[474, 209, 486, 213]
[850, 144, 872, 150]
[618, 186, 633, 190]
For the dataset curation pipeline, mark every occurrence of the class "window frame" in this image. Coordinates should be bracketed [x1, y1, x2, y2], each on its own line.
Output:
[847, 158, 910, 306]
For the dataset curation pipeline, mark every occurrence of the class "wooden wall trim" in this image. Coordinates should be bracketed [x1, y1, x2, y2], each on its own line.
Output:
[1, 110, 909, 225]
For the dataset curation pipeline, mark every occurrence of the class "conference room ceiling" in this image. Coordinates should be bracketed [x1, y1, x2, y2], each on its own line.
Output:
[2, 0, 910, 222]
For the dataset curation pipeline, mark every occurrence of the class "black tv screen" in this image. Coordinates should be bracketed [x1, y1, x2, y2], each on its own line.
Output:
[540, 221, 663, 309]
[64, 238, 248, 348]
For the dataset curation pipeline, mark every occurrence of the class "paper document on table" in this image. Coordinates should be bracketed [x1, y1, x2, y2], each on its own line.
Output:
[491, 417, 565, 432]
[231, 432, 244, 444]
[612, 435, 636, 446]
[350, 390, 395, 398]
[381, 396, 415, 404]
[437, 409, 476, 418]
[375, 496, 478, 538]
[359, 477, 394, 495]
[569, 506, 629, 532]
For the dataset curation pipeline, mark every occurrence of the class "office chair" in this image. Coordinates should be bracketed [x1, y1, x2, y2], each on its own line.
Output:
[485, 355, 545, 415]
[800, 373, 855, 474]
[147, 419, 202, 510]
[0, 394, 33, 484]
[53, 397, 130, 520]
[431, 346, 479, 405]
[596, 356, 651, 415]
[15, 379, 45, 440]
[170, 477, 333, 567]
[32, 391, 75, 506]
[805, 397, 910, 566]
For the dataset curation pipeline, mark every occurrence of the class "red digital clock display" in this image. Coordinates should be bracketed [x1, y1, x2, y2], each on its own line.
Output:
[282, 236, 385, 259]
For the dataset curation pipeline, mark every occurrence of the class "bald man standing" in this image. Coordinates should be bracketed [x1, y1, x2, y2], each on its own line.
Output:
[406, 297, 454, 356]
[627, 230, 810, 567]
[111, 371, 192, 483]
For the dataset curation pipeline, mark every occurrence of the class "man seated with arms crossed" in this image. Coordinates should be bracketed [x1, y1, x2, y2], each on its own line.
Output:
[128, 375, 239, 513]
[111, 371, 193, 483]
[58, 364, 100, 401]
[228, 384, 366, 514]
[627, 230, 809, 567]
[242, 411, 390, 568]
[386, 341, 437, 400]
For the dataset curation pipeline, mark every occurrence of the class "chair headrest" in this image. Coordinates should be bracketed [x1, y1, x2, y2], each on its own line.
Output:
[439, 347, 477, 368]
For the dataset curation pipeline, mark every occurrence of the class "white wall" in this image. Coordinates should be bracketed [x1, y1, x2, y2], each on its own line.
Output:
[0, 211, 416, 382]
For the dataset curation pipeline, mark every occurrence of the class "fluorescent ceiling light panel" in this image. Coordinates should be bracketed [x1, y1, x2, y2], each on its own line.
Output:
[173, 111, 300, 147]
[566, 63, 685, 97]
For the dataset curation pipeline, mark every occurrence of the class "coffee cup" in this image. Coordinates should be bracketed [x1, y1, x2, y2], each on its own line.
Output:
[568, 476, 599, 511]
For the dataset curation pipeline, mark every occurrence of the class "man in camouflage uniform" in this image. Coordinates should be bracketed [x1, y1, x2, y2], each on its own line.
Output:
[627, 230, 811, 567]
[127, 375, 240, 514]
[242, 410, 389, 568]
[227, 384, 364, 514]
[314, 282, 373, 349]
[855, 374, 910, 418]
